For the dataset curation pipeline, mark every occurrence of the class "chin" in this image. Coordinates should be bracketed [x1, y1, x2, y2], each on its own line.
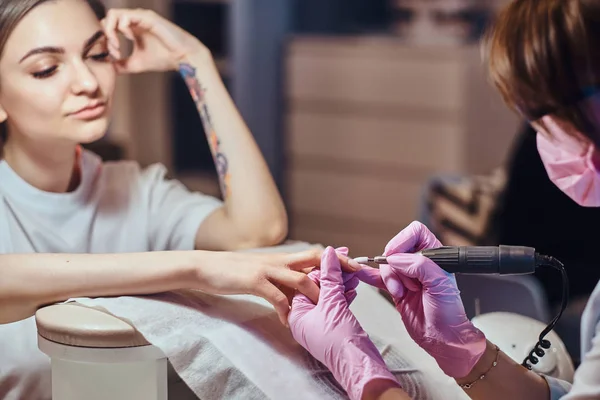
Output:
[74, 118, 110, 144]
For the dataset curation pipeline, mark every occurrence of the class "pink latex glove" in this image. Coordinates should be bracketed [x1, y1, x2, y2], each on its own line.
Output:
[358, 221, 487, 379]
[288, 246, 400, 400]
[306, 247, 360, 304]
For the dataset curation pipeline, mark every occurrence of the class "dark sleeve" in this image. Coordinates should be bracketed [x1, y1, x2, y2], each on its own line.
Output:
[497, 124, 600, 303]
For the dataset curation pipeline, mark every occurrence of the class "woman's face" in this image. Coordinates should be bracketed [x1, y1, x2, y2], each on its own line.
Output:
[0, 0, 116, 146]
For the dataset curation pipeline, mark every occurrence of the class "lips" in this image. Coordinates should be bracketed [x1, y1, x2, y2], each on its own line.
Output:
[69, 101, 107, 120]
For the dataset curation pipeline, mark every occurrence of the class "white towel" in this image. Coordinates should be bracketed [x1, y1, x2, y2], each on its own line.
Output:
[68, 243, 467, 400]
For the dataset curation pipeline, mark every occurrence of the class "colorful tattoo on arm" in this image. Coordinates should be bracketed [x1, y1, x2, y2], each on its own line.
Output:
[179, 63, 231, 198]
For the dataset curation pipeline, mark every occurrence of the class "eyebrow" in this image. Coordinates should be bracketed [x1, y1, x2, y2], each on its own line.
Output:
[19, 30, 106, 63]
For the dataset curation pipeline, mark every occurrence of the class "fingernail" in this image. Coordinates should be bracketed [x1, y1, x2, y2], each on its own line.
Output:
[349, 259, 362, 271]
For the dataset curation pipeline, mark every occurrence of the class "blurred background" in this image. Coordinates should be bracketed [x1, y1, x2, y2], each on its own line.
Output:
[102, 0, 518, 255]
[97, 0, 600, 364]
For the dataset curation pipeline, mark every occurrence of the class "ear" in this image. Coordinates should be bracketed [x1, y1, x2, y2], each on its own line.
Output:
[0, 104, 6, 123]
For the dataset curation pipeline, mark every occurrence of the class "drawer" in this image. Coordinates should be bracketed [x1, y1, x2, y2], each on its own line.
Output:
[286, 111, 465, 172]
[285, 168, 424, 227]
[286, 40, 472, 112]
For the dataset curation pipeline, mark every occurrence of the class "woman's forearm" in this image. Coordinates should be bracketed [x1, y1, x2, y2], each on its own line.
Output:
[456, 340, 550, 400]
[363, 379, 412, 400]
[0, 251, 204, 324]
[178, 49, 287, 248]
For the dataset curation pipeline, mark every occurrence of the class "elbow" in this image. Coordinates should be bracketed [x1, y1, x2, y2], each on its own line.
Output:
[260, 218, 289, 247]
[237, 215, 289, 250]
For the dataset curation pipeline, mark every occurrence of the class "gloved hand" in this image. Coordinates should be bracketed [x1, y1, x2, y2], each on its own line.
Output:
[359, 221, 487, 379]
[288, 246, 400, 400]
[304, 247, 360, 305]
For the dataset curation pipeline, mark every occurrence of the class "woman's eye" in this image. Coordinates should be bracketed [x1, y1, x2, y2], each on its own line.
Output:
[90, 51, 110, 61]
[32, 66, 58, 79]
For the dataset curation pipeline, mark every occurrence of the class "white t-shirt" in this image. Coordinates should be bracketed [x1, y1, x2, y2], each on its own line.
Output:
[0, 149, 223, 400]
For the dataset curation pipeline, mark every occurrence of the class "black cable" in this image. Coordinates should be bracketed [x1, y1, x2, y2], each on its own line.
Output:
[521, 255, 569, 369]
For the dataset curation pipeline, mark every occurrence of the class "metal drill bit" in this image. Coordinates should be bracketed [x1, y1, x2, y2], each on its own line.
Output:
[353, 256, 388, 265]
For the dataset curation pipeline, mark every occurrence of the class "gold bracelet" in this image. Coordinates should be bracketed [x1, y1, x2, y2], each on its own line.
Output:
[459, 345, 500, 390]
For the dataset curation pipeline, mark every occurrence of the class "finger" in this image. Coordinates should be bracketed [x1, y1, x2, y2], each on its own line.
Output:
[291, 291, 314, 309]
[384, 253, 446, 290]
[335, 246, 363, 273]
[103, 11, 121, 53]
[343, 274, 359, 292]
[124, 9, 187, 53]
[318, 247, 346, 303]
[339, 254, 362, 272]
[255, 281, 291, 326]
[309, 269, 358, 292]
[335, 246, 349, 256]
[117, 15, 136, 41]
[267, 268, 320, 305]
[284, 248, 321, 271]
[300, 266, 317, 275]
[288, 292, 315, 327]
[355, 266, 387, 290]
[320, 247, 343, 284]
[307, 269, 320, 286]
[383, 221, 443, 256]
[114, 57, 144, 74]
[279, 284, 296, 306]
[286, 248, 361, 273]
[108, 42, 121, 61]
[345, 289, 358, 304]
[380, 264, 411, 298]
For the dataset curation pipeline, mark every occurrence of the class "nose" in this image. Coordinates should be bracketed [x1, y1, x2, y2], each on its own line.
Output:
[70, 60, 100, 95]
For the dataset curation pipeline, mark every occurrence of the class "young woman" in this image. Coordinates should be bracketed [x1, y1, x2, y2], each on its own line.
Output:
[289, 0, 600, 399]
[0, 0, 360, 398]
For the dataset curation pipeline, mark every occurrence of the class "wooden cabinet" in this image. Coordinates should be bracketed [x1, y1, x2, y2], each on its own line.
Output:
[283, 37, 521, 255]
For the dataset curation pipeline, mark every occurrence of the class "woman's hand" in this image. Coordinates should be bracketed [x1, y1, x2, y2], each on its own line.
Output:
[101, 8, 207, 73]
[288, 247, 400, 400]
[358, 221, 487, 379]
[195, 247, 362, 326]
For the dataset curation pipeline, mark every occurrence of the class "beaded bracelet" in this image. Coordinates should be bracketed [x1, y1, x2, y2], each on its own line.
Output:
[459, 345, 500, 390]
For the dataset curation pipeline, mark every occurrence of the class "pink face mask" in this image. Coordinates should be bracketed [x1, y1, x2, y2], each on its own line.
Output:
[536, 115, 600, 207]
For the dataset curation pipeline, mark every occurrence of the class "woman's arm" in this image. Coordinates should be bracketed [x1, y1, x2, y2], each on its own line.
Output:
[455, 340, 550, 400]
[363, 380, 412, 400]
[103, 9, 287, 251]
[179, 50, 288, 251]
[0, 251, 198, 324]
[0, 248, 358, 325]
[363, 342, 550, 400]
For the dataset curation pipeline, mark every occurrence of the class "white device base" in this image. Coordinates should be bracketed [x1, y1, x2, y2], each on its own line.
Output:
[38, 335, 167, 400]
